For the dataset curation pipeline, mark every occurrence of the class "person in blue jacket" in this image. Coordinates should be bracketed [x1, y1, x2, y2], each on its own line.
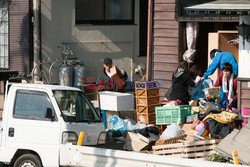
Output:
[202, 49, 238, 79]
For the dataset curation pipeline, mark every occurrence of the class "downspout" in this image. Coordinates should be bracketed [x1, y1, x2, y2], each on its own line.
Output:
[146, 0, 153, 81]
[33, 0, 41, 82]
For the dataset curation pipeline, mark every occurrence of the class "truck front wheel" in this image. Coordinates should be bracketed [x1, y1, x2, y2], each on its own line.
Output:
[13, 154, 41, 167]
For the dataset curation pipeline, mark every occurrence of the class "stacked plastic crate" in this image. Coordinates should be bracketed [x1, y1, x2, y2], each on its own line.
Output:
[135, 81, 160, 125]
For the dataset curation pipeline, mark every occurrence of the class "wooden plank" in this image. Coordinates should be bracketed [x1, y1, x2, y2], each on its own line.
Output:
[153, 71, 173, 80]
[153, 62, 177, 72]
[182, 145, 216, 152]
[241, 90, 250, 99]
[241, 100, 250, 108]
[154, 37, 178, 46]
[154, 12, 176, 20]
[154, 0, 176, 4]
[154, 29, 178, 38]
[182, 140, 218, 146]
[154, 20, 178, 29]
[153, 145, 216, 155]
[208, 32, 219, 82]
[153, 140, 217, 150]
[152, 140, 218, 158]
[241, 81, 250, 90]
[154, 46, 178, 54]
[154, 54, 178, 63]
[154, 4, 176, 12]
[153, 142, 183, 150]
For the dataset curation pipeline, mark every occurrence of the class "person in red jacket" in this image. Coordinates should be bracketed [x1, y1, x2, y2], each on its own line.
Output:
[214, 62, 237, 110]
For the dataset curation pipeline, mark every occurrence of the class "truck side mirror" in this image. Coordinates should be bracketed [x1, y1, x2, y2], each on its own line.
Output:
[45, 108, 55, 121]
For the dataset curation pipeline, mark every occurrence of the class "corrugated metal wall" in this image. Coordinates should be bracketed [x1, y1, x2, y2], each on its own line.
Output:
[9, 0, 32, 74]
[153, 0, 179, 98]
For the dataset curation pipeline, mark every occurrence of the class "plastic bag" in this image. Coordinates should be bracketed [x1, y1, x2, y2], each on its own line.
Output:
[202, 78, 214, 88]
[124, 119, 146, 131]
[107, 115, 127, 133]
[191, 79, 214, 100]
[162, 124, 182, 139]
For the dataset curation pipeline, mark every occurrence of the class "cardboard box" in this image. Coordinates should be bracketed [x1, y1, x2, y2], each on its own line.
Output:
[99, 91, 134, 111]
[110, 66, 125, 86]
[123, 132, 149, 152]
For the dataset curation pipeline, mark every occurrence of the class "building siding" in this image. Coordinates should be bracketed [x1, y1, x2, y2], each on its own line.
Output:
[9, 0, 31, 74]
[153, 0, 179, 97]
[238, 80, 250, 109]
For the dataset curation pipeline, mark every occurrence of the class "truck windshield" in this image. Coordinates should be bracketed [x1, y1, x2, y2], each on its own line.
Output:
[53, 90, 101, 123]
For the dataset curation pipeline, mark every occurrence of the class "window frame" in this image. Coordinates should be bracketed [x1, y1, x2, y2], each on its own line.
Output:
[0, 0, 9, 68]
[53, 90, 102, 123]
[13, 90, 57, 121]
[75, 0, 135, 25]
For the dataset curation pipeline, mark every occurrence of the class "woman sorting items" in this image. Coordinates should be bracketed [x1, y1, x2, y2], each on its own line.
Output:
[169, 60, 195, 105]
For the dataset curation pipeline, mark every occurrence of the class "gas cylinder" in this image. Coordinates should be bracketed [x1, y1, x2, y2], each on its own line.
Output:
[59, 62, 74, 86]
[74, 61, 86, 87]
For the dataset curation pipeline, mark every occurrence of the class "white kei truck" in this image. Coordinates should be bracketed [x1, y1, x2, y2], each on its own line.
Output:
[0, 83, 246, 167]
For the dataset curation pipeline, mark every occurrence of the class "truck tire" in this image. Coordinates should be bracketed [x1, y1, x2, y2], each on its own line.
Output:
[13, 154, 41, 167]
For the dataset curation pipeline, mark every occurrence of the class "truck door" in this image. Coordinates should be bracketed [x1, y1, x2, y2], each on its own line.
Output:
[5, 89, 60, 166]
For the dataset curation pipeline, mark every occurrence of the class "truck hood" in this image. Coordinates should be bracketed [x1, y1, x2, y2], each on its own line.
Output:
[61, 122, 105, 146]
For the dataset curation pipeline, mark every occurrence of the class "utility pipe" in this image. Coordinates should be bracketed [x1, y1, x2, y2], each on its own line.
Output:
[146, 0, 153, 81]
[33, 0, 42, 82]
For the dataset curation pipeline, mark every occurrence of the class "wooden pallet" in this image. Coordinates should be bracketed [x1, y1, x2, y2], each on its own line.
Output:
[152, 140, 218, 159]
[155, 134, 187, 145]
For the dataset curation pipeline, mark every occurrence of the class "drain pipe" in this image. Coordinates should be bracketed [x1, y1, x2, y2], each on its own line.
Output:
[146, 0, 153, 81]
[33, 0, 41, 82]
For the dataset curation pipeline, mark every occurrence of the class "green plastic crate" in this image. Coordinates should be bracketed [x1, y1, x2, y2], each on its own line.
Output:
[155, 105, 191, 125]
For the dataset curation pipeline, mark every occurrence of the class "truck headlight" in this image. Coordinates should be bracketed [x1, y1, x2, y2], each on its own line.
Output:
[62, 131, 78, 145]
[97, 132, 107, 145]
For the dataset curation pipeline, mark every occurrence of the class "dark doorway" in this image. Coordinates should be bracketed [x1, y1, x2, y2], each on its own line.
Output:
[180, 22, 238, 75]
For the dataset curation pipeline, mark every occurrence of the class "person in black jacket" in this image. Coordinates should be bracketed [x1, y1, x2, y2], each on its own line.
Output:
[96, 57, 126, 92]
[169, 60, 195, 105]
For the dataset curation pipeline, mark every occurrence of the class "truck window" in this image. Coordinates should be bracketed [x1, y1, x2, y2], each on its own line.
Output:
[53, 90, 101, 123]
[13, 90, 56, 121]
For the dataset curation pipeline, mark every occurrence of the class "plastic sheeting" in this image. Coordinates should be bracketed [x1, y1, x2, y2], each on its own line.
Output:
[183, 22, 199, 63]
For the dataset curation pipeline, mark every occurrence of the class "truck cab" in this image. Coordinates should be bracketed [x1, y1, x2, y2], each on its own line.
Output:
[0, 83, 105, 166]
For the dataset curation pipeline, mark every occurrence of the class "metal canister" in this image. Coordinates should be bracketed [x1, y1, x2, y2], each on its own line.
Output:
[74, 61, 86, 87]
[59, 62, 74, 86]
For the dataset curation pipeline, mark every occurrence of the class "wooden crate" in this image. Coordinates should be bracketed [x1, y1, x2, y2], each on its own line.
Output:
[136, 105, 157, 115]
[137, 113, 155, 125]
[136, 96, 160, 106]
[135, 89, 160, 97]
[152, 140, 219, 159]
[135, 81, 160, 89]
[135, 81, 161, 125]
